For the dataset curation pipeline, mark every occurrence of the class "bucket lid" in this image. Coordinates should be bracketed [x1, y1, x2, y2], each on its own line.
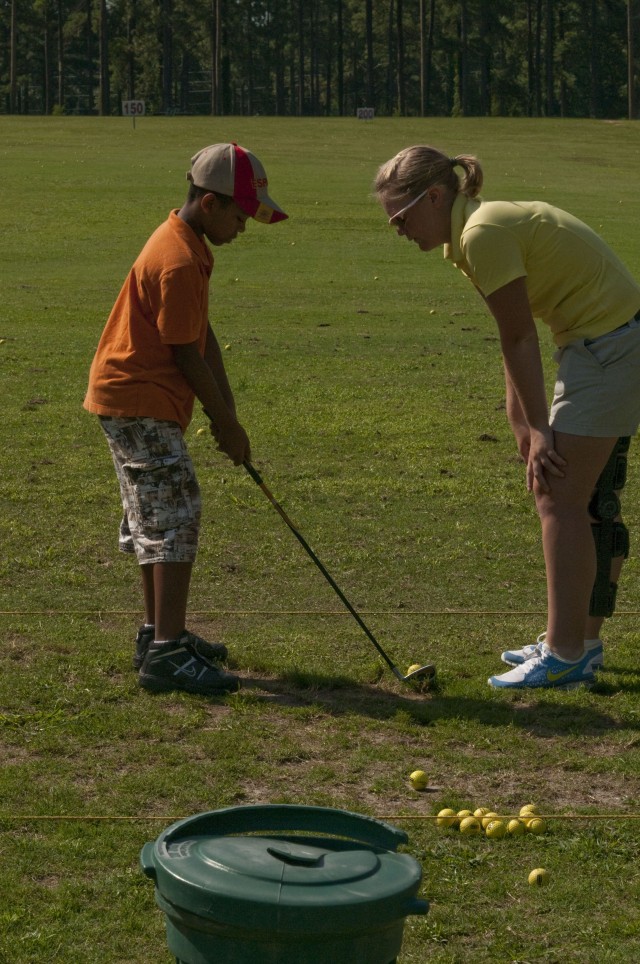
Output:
[141, 805, 426, 934]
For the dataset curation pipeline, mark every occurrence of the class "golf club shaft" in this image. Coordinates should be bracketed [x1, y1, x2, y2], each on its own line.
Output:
[243, 460, 404, 679]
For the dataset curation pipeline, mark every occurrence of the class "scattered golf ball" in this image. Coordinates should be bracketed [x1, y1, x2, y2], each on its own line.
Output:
[520, 804, 539, 818]
[485, 819, 507, 839]
[459, 816, 481, 835]
[436, 808, 458, 829]
[474, 807, 490, 820]
[528, 867, 550, 887]
[457, 809, 474, 821]
[507, 818, 527, 836]
[409, 769, 429, 791]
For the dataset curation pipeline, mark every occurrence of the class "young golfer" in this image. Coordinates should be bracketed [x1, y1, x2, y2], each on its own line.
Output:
[375, 145, 640, 689]
[84, 143, 287, 696]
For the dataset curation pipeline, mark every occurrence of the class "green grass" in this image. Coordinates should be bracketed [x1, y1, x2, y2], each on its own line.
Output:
[2, 115, 640, 962]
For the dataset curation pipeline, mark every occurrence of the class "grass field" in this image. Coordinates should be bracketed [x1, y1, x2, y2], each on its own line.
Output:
[2, 115, 640, 963]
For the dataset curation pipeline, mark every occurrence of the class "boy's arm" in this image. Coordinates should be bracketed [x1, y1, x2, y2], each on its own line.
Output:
[172, 339, 250, 466]
[204, 323, 237, 416]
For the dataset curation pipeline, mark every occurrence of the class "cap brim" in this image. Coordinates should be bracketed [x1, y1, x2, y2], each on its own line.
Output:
[236, 195, 288, 224]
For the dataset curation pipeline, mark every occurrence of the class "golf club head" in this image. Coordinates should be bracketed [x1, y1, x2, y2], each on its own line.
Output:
[403, 663, 437, 684]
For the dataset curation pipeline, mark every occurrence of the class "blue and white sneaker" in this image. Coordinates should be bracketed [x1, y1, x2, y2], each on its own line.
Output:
[501, 633, 603, 670]
[488, 643, 596, 690]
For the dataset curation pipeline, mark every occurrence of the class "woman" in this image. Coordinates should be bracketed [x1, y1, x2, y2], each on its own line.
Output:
[376, 145, 640, 689]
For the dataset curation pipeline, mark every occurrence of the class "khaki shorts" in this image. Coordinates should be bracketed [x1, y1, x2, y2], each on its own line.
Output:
[100, 417, 201, 564]
[550, 316, 640, 437]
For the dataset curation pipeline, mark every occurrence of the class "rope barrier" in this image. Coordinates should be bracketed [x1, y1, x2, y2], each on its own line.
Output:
[5, 609, 640, 617]
[2, 813, 640, 823]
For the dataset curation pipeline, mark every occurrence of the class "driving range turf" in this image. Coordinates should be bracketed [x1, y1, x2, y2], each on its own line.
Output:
[2, 115, 640, 962]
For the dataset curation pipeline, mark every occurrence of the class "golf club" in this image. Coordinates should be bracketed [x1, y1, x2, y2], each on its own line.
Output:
[242, 460, 436, 687]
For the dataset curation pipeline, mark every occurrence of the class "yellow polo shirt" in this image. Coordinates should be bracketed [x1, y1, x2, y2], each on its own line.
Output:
[445, 194, 640, 346]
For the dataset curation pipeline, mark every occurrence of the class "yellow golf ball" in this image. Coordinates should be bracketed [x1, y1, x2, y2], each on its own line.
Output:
[473, 807, 490, 821]
[527, 817, 547, 835]
[485, 819, 507, 839]
[457, 809, 474, 821]
[507, 818, 527, 836]
[520, 804, 539, 818]
[528, 867, 550, 887]
[409, 770, 429, 791]
[459, 816, 481, 835]
[436, 808, 458, 829]
[406, 664, 423, 675]
[481, 811, 500, 830]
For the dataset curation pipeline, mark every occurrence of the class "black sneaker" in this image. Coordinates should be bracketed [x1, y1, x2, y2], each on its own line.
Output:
[133, 626, 228, 670]
[139, 634, 239, 695]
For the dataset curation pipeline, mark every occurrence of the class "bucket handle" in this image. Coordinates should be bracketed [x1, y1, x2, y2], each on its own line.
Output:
[162, 805, 408, 852]
[140, 841, 158, 881]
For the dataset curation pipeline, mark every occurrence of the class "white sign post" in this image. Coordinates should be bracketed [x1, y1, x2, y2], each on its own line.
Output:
[122, 100, 146, 129]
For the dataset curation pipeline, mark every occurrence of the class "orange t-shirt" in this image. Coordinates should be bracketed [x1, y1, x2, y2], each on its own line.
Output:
[84, 211, 213, 432]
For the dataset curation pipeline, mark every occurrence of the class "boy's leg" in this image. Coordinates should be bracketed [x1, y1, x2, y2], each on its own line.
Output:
[141, 562, 155, 626]
[147, 561, 192, 641]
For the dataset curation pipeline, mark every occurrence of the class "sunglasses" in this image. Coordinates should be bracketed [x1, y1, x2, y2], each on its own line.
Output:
[387, 188, 429, 227]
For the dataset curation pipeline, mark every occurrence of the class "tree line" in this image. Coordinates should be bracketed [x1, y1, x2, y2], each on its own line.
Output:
[1, 1, 639, 119]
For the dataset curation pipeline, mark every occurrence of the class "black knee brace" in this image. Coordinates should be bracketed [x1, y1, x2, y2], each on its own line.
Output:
[589, 436, 630, 618]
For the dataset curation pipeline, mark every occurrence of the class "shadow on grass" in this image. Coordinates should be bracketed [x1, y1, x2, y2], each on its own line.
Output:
[236, 667, 638, 737]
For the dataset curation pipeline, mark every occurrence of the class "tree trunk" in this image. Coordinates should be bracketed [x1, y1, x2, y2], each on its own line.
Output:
[162, 0, 173, 113]
[337, 0, 344, 115]
[458, 0, 468, 115]
[589, 0, 598, 117]
[210, 0, 219, 114]
[544, 0, 554, 116]
[99, 0, 110, 115]
[366, 0, 374, 106]
[628, 0, 637, 119]
[386, 0, 394, 114]
[297, 0, 304, 115]
[86, 0, 94, 114]
[396, 0, 405, 114]
[57, 0, 64, 109]
[9, 0, 17, 113]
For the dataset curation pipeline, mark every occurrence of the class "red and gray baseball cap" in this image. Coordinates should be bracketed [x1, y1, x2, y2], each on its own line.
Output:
[187, 142, 288, 224]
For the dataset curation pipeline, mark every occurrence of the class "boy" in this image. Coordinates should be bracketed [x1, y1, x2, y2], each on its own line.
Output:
[84, 143, 288, 695]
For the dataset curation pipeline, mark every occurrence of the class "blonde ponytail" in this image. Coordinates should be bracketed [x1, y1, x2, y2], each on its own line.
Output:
[375, 145, 483, 202]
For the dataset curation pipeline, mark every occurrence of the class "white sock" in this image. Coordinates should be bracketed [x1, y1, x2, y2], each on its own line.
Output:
[584, 638, 602, 646]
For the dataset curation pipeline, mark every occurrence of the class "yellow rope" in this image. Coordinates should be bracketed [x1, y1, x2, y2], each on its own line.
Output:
[2, 813, 640, 823]
[6, 609, 640, 617]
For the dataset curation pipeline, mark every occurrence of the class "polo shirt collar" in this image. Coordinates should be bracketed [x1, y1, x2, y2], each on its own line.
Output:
[169, 210, 213, 272]
[444, 193, 481, 265]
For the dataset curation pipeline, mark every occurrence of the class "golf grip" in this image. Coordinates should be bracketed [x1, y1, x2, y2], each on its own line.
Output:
[242, 460, 398, 673]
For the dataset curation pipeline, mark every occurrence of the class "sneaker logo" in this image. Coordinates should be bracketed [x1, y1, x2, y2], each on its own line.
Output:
[546, 665, 578, 682]
[170, 658, 199, 679]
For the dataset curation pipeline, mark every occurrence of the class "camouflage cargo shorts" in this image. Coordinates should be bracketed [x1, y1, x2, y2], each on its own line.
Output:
[99, 416, 201, 564]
